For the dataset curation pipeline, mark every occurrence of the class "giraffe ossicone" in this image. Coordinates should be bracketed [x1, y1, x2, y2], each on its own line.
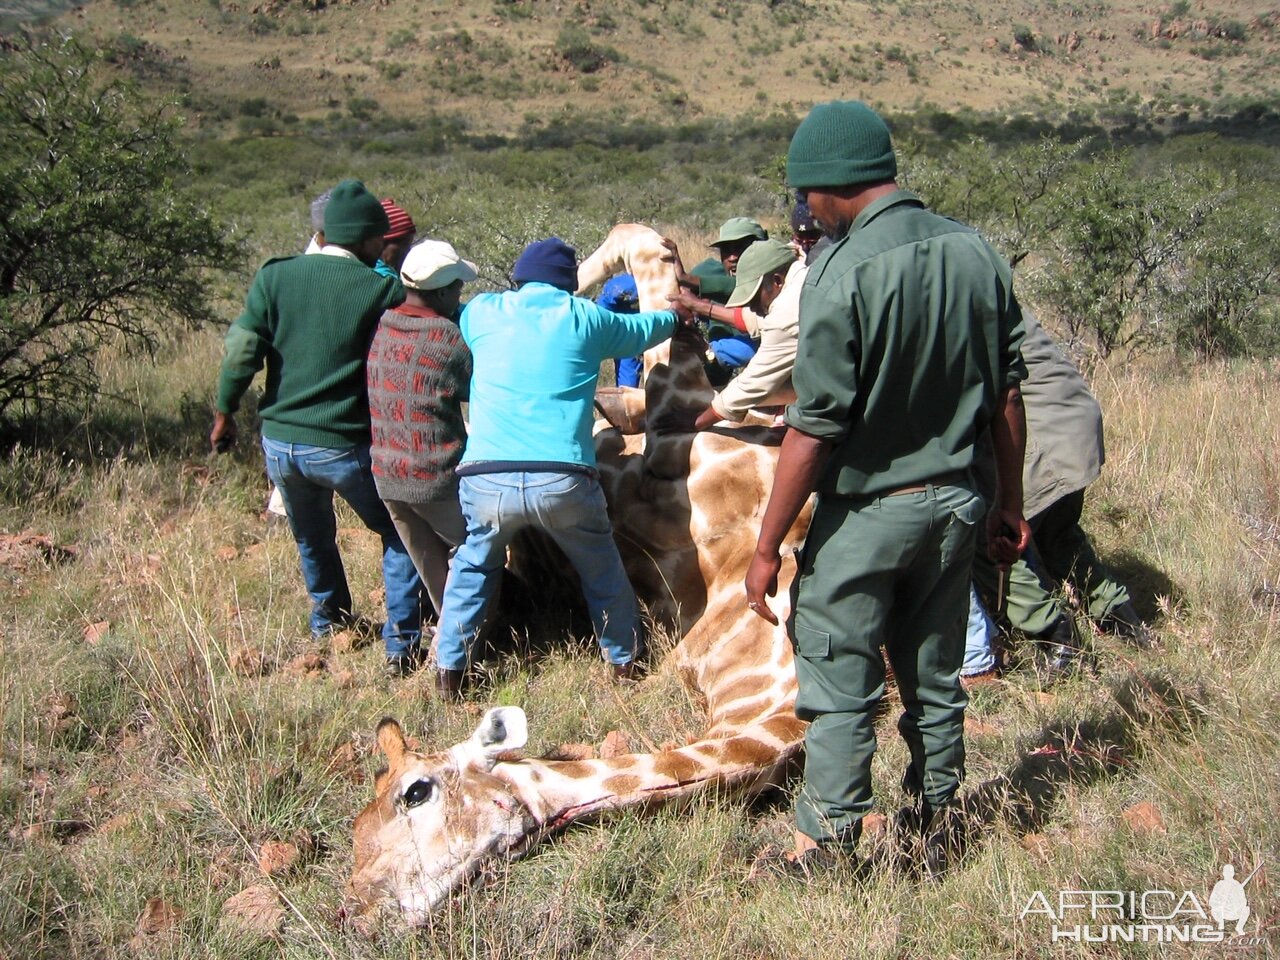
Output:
[348, 224, 810, 923]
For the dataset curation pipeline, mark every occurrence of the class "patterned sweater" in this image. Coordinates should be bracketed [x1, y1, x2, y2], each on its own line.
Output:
[366, 304, 472, 502]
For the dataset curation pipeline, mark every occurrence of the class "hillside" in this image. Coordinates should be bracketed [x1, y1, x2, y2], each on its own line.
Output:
[29, 0, 1280, 133]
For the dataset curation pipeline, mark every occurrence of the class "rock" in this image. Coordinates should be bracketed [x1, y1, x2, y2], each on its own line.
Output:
[599, 730, 632, 759]
[546, 742, 596, 760]
[257, 840, 300, 876]
[283, 652, 326, 677]
[1122, 801, 1167, 835]
[83, 620, 111, 645]
[221, 885, 284, 939]
[230, 645, 267, 677]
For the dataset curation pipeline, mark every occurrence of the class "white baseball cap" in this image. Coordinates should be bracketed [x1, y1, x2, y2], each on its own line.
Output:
[400, 239, 478, 291]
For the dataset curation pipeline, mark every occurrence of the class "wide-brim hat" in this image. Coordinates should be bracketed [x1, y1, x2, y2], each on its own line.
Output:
[400, 239, 478, 291]
[711, 217, 769, 248]
[725, 239, 797, 308]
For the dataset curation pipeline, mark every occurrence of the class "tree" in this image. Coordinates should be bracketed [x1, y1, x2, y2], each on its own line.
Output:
[0, 35, 240, 427]
[1027, 150, 1210, 356]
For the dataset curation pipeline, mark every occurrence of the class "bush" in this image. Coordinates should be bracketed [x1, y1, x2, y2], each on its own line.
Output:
[0, 36, 239, 430]
[556, 26, 620, 73]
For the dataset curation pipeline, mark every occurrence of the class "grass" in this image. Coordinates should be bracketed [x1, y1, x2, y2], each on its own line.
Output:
[0, 318, 1278, 957]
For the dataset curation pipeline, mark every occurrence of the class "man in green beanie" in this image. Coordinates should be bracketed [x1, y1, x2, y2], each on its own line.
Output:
[744, 100, 1031, 873]
[211, 179, 428, 676]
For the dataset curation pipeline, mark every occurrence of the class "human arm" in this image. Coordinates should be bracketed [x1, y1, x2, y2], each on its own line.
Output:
[211, 277, 272, 452]
[668, 290, 760, 338]
[713, 308, 799, 422]
[986, 384, 1032, 566]
[660, 238, 700, 292]
[745, 427, 833, 623]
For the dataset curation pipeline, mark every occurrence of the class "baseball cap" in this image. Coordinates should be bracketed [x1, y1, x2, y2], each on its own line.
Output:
[724, 239, 797, 308]
[400, 239, 478, 291]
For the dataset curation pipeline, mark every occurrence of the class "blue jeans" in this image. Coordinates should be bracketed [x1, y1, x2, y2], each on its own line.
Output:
[435, 471, 639, 672]
[262, 438, 424, 656]
[962, 583, 999, 676]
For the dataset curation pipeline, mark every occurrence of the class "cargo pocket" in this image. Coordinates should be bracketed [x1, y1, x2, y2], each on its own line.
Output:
[793, 622, 831, 660]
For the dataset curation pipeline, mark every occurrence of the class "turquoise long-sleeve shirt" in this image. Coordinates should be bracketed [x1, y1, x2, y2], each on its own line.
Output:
[460, 282, 675, 468]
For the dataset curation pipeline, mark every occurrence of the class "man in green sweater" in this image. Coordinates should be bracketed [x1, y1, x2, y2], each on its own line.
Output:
[211, 179, 426, 671]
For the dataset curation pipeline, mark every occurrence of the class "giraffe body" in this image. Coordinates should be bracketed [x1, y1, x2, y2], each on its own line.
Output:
[349, 225, 808, 923]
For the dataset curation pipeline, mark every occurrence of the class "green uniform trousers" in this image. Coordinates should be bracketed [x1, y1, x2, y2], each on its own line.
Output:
[1031, 489, 1130, 621]
[788, 482, 983, 850]
[972, 552, 1061, 635]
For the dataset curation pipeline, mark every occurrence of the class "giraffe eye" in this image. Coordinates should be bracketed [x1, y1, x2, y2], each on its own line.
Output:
[402, 778, 436, 809]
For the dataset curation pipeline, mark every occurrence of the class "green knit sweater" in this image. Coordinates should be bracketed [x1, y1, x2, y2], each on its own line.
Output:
[216, 253, 404, 448]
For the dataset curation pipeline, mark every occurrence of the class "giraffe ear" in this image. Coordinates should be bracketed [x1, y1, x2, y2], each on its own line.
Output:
[376, 717, 407, 765]
[464, 707, 527, 769]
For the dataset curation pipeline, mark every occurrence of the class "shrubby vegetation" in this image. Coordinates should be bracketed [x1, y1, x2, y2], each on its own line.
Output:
[901, 131, 1280, 358]
[0, 36, 238, 433]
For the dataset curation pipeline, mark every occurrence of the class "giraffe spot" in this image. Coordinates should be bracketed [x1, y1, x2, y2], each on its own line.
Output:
[763, 716, 806, 744]
[715, 673, 774, 704]
[601, 774, 642, 795]
[722, 736, 779, 769]
[554, 762, 596, 779]
[653, 751, 702, 783]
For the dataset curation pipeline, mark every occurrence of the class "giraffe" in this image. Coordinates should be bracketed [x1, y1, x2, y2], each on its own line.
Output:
[348, 225, 809, 924]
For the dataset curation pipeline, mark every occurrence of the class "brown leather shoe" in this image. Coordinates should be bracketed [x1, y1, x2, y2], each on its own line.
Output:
[435, 668, 463, 702]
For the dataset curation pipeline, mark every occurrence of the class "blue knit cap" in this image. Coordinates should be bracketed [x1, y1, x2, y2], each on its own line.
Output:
[513, 237, 579, 292]
[597, 274, 639, 312]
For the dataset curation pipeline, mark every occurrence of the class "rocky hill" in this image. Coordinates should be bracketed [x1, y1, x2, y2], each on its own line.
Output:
[17, 0, 1280, 132]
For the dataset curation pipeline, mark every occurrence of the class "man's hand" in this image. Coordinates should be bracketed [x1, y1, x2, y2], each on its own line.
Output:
[671, 316, 710, 352]
[745, 549, 782, 625]
[653, 404, 720, 435]
[668, 293, 698, 326]
[986, 507, 1031, 567]
[210, 412, 237, 454]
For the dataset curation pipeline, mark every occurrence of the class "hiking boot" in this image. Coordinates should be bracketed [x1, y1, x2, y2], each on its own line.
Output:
[435, 668, 464, 702]
[893, 801, 968, 879]
[611, 661, 645, 686]
[1098, 600, 1154, 649]
[384, 649, 423, 679]
[751, 842, 854, 882]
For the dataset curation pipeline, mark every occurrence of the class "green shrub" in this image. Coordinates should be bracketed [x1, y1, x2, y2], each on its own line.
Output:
[556, 26, 620, 73]
[0, 36, 239, 430]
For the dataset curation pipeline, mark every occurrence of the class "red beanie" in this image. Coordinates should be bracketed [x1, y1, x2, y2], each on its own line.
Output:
[380, 199, 416, 241]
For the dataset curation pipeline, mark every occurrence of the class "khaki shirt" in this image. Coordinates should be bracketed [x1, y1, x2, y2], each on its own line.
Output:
[786, 190, 1027, 497]
[713, 258, 807, 421]
[1019, 309, 1104, 518]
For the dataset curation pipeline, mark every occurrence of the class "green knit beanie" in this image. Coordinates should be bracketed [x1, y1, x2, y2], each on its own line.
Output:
[786, 101, 897, 189]
[322, 179, 391, 244]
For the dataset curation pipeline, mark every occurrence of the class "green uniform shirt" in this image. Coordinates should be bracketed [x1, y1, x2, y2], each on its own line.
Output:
[786, 190, 1027, 497]
[216, 252, 405, 448]
[691, 257, 736, 303]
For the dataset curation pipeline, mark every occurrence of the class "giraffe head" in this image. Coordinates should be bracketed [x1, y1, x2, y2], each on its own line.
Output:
[348, 708, 533, 925]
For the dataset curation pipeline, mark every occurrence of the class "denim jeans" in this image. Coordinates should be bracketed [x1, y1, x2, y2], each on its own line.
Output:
[262, 438, 424, 656]
[962, 583, 999, 677]
[435, 471, 639, 672]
